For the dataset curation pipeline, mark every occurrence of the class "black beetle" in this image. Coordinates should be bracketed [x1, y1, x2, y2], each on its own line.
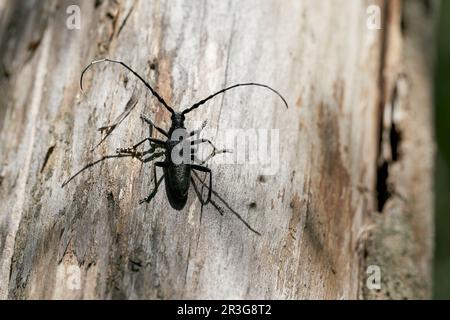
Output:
[62, 59, 288, 233]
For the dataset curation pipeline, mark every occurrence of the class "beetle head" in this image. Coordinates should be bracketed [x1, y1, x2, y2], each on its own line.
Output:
[170, 112, 186, 128]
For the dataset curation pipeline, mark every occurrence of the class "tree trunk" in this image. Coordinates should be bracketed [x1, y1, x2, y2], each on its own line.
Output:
[0, 0, 436, 299]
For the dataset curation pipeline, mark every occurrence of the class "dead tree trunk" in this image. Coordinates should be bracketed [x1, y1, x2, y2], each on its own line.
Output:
[0, 0, 436, 299]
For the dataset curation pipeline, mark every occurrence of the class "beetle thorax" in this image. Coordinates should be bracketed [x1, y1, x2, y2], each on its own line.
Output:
[170, 112, 186, 129]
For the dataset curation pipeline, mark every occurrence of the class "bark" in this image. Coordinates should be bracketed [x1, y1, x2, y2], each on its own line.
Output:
[0, 0, 436, 299]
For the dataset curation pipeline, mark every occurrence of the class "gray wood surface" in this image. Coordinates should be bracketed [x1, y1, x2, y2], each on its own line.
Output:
[0, 0, 436, 299]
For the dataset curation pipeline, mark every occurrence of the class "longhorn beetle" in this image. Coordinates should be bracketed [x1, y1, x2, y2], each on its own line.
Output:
[62, 58, 288, 234]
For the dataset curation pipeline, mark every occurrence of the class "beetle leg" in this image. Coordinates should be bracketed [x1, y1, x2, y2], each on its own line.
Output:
[191, 171, 261, 235]
[191, 164, 212, 204]
[142, 151, 165, 163]
[139, 162, 168, 204]
[116, 137, 166, 157]
[190, 138, 232, 165]
[198, 148, 231, 165]
[62, 153, 139, 188]
[190, 176, 224, 215]
[188, 120, 207, 138]
[116, 138, 149, 156]
[141, 113, 169, 137]
[149, 138, 167, 147]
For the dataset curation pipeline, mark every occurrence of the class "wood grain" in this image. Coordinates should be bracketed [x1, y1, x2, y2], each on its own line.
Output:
[0, 0, 435, 299]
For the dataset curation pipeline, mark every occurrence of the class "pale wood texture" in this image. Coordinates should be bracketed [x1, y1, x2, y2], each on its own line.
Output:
[0, 0, 435, 299]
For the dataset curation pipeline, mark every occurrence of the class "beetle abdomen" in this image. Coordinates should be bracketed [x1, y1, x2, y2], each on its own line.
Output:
[164, 164, 191, 210]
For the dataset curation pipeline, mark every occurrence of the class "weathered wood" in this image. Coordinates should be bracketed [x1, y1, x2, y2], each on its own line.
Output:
[361, 0, 436, 299]
[0, 0, 435, 299]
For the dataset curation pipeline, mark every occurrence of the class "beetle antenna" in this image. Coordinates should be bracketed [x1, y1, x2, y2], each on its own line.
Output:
[182, 83, 288, 115]
[80, 58, 175, 114]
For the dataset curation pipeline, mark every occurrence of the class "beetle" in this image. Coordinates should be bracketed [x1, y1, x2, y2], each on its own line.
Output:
[62, 58, 288, 234]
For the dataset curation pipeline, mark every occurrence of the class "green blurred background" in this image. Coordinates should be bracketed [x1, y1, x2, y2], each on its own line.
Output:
[434, 1, 450, 299]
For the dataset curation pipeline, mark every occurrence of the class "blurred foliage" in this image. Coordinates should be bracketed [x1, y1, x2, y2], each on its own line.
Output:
[434, 1, 450, 299]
